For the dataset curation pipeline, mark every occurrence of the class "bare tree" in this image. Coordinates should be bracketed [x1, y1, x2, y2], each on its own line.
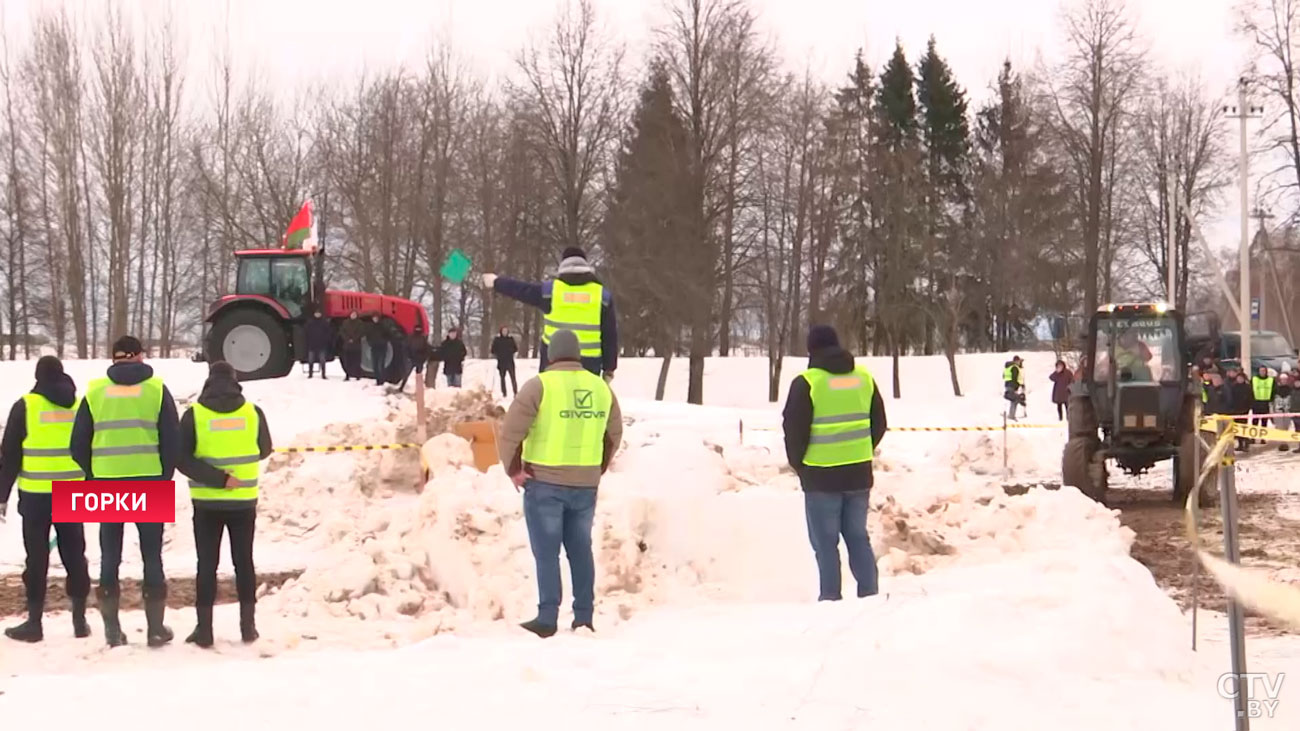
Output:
[515, 0, 623, 252]
[1129, 75, 1228, 308]
[88, 4, 142, 349]
[1038, 0, 1146, 316]
[1241, 0, 1300, 208]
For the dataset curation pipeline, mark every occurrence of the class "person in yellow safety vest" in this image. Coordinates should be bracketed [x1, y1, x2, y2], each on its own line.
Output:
[0, 357, 92, 643]
[175, 361, 273, 647]
[1252, 365, 1277, 444]
[70, 335, 181, 648]
[1003, 356, 1025, 420]
[496, 329, 624, 637]
[782, 325, 889, 601]
[480, 247, 618, 380]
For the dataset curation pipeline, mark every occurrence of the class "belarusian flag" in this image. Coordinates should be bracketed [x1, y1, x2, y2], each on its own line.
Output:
[282, 200, 314, 250]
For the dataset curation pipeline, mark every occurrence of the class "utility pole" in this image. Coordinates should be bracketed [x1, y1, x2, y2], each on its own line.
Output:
[1252, 207, 1274, 331]
[1224, 78, 1263, 370]
[1167, 153, 1178, 307]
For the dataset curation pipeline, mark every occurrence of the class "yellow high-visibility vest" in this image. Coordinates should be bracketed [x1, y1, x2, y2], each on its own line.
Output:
[543, 281, 603, 359]
[521, 369, 611, 467]
[188, 402, 261, 503]
[17, 393, 84, 493]
[85, 376, 164, 478]
[802, 366, 876, 468]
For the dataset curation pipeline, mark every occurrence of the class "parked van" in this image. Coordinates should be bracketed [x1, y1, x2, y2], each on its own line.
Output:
[1217, 330, 1299, 374]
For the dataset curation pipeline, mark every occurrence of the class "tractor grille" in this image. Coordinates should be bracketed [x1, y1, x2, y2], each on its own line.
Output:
[1117, 383, 1163, 432]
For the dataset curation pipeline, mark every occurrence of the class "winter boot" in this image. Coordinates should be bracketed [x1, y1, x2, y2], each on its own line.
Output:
[143, 584, 174, 648]
[571, 620, 595, 633]
[519, 618, 557, 638]
[97, 585, 127, 647]
[71, 596, 90, 638]
[185, 605, 214, 649]
[239, 602, 259, 644]
[4, 603, 43, 643]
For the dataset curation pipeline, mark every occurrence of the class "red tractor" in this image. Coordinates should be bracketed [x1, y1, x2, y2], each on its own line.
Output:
[202, 246, 430, 383]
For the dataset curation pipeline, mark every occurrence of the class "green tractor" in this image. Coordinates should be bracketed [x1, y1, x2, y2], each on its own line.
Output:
[1062, 303, 1220, 504]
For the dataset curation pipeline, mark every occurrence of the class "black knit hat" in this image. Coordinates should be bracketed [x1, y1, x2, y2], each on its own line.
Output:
[34, 355, 64, 382]
[561, 247, 587, 261]
[112, 335, 143, 359]
[208, 361, 237, 381]
[807, 325, 840, 353]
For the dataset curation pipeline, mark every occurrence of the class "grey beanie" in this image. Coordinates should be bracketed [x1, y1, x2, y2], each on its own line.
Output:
[548, 329, 581, 362]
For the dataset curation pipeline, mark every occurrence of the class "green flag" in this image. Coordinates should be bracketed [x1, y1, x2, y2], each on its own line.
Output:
[439, 248, 472, 284]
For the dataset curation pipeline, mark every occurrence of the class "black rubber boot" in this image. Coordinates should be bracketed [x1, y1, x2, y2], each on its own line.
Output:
[572, 620, 595, 633]
[71, 596, 90, 638]
[185, 605, 214, 648]
[97, 585, 127, 647]
[519, 618, 557, 638]
[239, 602, 259, 644]
[4, 603, 43, 643]
[143, 584, 174, 648]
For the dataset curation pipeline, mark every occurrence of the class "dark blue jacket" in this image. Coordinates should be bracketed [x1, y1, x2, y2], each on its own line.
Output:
[493, 273, 618, 375]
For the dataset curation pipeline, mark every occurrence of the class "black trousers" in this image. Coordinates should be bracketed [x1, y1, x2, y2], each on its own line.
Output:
[498, 365, 518, 396]
[193, 506, 257, 606]
[99, 523, 166, 590]
[399, 360, 424, 389]
[1055, 402, 1067, 421]
[18, 491, 90, 608]
[342, 348, 361, 380]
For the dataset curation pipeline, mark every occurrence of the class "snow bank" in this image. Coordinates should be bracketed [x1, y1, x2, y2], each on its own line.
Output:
[0, 546, 1232, 731]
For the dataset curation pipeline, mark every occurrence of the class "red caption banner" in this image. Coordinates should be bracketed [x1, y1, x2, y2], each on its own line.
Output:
[51, 481, 176, 523]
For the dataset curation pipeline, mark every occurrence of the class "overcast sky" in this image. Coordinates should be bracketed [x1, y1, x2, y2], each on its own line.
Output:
[1, 0, 1259, 250]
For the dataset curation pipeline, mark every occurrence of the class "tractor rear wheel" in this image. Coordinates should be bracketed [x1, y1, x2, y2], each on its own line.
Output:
[209, 308, 291, 381]
[1063, 437, 1107, 502]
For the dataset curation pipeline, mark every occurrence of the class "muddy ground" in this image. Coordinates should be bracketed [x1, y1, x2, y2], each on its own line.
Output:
[0, 570, 302, 618]
[1109, 484, 1300, 637]
[1009, 447, 1300, 637]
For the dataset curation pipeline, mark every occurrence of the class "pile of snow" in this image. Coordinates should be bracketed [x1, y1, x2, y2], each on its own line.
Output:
[259, 411, 1132, 641]
[0, 543, 1237, 730]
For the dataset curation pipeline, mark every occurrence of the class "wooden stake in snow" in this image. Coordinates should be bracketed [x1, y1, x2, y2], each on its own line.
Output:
[415, 368, 428, 485]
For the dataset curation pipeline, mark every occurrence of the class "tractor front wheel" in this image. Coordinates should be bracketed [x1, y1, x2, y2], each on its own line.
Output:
[1063, 437, 1107, 503]
[209, 308, 292, 381]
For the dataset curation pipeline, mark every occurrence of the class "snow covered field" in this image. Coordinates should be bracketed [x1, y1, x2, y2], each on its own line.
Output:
[1, 351, 1299, 729]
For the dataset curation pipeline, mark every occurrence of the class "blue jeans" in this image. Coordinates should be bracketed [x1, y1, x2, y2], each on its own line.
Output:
[522, 480, 597, 626]
[804, 490, 878, 601]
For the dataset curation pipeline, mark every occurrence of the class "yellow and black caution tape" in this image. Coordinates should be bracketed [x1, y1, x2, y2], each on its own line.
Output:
[1198, 418, 1300, 445]
[1183, 429, 1300, 630]
[274, 443, 421, 454]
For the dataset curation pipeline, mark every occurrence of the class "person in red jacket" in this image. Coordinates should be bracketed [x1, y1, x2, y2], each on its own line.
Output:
[1049, 360, 1073, 421]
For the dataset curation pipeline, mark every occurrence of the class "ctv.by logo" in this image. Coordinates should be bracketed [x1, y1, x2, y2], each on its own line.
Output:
[1218, 672, 1285, 719]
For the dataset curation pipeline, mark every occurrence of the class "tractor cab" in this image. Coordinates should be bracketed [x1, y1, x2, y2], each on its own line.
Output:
[232, 249, 321, 320]
[1086, 304, 1186, 449]
[1064, 302, 1217, 504]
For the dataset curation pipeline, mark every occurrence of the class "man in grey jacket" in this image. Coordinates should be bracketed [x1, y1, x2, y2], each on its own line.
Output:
[496, 329, 623, 638]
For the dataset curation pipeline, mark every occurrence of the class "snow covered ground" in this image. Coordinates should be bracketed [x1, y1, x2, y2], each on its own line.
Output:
[1, 351, 1298, 729]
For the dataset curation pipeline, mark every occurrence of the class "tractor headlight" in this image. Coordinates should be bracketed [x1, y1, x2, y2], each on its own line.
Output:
[1154, 302, 1169, 313]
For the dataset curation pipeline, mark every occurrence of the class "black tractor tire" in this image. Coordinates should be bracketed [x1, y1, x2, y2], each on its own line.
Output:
[359, 317, 406, 384]
[208, 307, 291, 381]
[1063, 437, 1107, 503]
[1067, 393, 1098, 438]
